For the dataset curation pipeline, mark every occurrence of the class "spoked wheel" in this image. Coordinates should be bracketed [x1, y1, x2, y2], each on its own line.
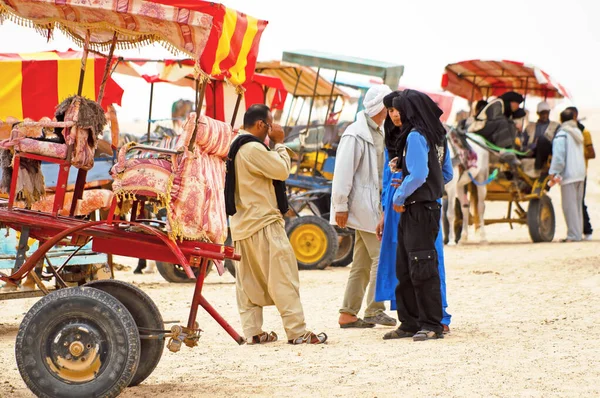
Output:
[155, 261, 210, 283]
[527, 195, 556, 242]
[15, 287, 140, 398]
[331, 230, 354, 267]
[85, 280, 164, 386]
[286, 215, 338, 270]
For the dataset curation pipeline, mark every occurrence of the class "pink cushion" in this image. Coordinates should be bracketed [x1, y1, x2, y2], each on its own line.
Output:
[16, 138, 67, 159]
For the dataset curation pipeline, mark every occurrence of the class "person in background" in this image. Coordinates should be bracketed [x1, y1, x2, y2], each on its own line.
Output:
[549, 108, 586, 242]
[522, 101, 560, 170]
[331, 84, 397, 329]
[469, 92, 522, 148]
[225, 104, 327, 345]
[375, 90, 453, 334]
[566, 106, 595, 240]
[383, 89, 450, 342]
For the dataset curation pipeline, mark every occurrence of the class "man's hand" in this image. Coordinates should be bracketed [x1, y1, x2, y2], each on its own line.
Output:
[391, 178, 403, 188]
[393, 204, 405, 213]
[336, 212, 349, 229]
[268, 123, 285, 145]
[375, 216, 384, 241]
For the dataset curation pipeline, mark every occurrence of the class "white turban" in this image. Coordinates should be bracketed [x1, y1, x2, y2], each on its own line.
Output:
[363, 84, 392, 117]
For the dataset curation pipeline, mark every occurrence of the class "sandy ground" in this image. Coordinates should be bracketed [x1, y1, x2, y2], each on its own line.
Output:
[1, 163, 600, 398]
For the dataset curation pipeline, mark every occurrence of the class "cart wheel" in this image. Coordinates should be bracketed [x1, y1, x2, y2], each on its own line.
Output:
[332, 231, 354, 267]
[85, 280, 164, 387]
[155, 261, 211, 283]
[286, 215, 338, 270]
[527, 195, 556, 242]
[15, 287, 140, 398]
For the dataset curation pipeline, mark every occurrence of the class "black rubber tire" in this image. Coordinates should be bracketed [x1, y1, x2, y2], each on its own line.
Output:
[85, 280, 164, 387]
[527, 195, 556, 243]
[15, 287, 140, 398]
[331, 230, 354, 267]
[155, 261, 211, 283]
[285, 215, 339, 270]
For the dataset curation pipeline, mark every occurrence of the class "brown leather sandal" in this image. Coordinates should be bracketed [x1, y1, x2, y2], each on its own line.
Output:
[247, 331, 278, 345]
[288, 331, 328, 345]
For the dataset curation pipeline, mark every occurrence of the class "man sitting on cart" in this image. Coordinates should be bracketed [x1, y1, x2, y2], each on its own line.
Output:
[468, 91, 523, 149]
[520, 101, 560, 170]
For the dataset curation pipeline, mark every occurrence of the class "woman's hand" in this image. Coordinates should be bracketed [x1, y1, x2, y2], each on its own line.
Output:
[389, 157, 400, 173]
[393, 204, 405, 213]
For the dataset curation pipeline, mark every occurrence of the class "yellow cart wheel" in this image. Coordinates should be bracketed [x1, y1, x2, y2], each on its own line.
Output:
[286, 215, 339, 270]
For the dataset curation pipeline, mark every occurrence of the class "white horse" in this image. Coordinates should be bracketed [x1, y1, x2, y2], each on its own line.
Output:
[446, 132, 490, 245]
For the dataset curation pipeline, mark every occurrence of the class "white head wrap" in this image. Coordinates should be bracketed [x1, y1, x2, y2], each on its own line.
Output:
[363, 84, 393, 117]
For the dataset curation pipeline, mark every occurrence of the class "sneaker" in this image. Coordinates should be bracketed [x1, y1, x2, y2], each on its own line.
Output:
[364, 313, 397, 327]
[413, 330, 443, 341]
[584, 234, 593, 241]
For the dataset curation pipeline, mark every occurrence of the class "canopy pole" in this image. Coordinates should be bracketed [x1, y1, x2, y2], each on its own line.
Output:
[146, 82, 154, 143]
[285, 70, 303, 128]
[325, 69, 338, 122]
[77, 30, 92, 96]
[188, 79, 207, 152]
[305, 67, 320, 133]
[97, 32, 118, 105]
[231, 93, 242, 128]
[523, 77, 529, 110]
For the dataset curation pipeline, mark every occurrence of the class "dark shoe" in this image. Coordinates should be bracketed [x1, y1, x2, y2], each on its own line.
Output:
[364, 313, 397, 327]
[340, 318, 375, 329]
[383, 328, 415, 340]
[413, 330, 443, 341]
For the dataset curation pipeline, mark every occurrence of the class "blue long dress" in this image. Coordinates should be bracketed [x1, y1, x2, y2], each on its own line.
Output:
[375, 148, 451, 326]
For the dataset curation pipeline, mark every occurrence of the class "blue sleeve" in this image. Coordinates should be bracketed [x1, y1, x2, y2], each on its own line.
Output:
[381, 149, 392, 213]
[442, 142, 453, 184]
[393, 132, 429, 206]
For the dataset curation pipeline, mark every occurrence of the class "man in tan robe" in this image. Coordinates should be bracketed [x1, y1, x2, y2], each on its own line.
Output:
[226, 104, 327, 345]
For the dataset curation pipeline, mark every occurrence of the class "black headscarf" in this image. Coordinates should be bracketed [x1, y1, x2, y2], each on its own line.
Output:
[499, 91, 524, 118]
[392, 89, 447, 169]
[383, 90, 402, 159]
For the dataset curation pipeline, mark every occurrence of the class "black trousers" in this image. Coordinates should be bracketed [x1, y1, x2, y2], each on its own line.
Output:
[583, 177, 593, 235]
[395, 201, 443, 334]
[534, 136, 553, 170]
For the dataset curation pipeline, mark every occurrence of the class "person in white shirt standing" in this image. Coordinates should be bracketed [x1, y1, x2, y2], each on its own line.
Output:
[549, 108, 587, 242]
[331, 84, 397, 328]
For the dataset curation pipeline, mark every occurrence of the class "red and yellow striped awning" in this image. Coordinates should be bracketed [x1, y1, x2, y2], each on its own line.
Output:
[0, 50, 124, 121]
[148, 1, 268, 87]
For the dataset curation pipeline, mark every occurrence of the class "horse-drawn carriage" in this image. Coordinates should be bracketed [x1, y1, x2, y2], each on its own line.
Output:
[441, 60, 571, 244]
[0, 1, 268, 397]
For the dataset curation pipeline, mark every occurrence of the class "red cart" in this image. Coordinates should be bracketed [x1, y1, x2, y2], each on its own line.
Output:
[0, 1, 267, 396]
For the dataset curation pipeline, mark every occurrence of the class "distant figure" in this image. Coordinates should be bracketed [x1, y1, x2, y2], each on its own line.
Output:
[469, 92, 522, 148]
[549, 109, 586, 242]
[566, 106, 595, 240]
[521, 101, 560, 170]
[171, 99, 194, 131]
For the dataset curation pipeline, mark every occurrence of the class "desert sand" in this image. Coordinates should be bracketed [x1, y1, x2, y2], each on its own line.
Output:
[1, 164, 599, 398]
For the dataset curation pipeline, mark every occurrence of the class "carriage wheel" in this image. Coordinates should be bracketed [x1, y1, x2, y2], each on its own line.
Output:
[527, 195, 556, 242]
[155, 261, 211, 283]
[286, 215, 338, 270]
[331, 231, 354, 267]
[15, 287, 140, 398]
[85, 280, 164, 387]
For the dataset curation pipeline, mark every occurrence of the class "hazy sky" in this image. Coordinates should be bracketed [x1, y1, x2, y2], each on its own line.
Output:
[1, 0, 599, 124]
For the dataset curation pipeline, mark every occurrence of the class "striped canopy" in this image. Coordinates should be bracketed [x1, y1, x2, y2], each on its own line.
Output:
[0, 50, 123, 120]
[0, 0, 267, 86]
[441, 60, 570, 101]
[147, 1, 268, 87]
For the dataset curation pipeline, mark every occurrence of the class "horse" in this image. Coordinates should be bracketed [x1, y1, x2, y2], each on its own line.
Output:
[445, 129, 490, 245]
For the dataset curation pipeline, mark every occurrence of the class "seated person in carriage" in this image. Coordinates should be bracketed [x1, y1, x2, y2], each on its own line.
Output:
[520, 101, 560, 170]
[467, 91, 523, 149]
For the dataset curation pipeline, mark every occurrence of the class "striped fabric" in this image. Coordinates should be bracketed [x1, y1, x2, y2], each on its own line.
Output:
[0, 50, 124, 120]
[148, 1, 268, 86]
[441, 60, 570, 101]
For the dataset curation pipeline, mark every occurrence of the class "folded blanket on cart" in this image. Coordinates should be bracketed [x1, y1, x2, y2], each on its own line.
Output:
[13, 189, 114, 216]
[111, 113, 236, 244]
